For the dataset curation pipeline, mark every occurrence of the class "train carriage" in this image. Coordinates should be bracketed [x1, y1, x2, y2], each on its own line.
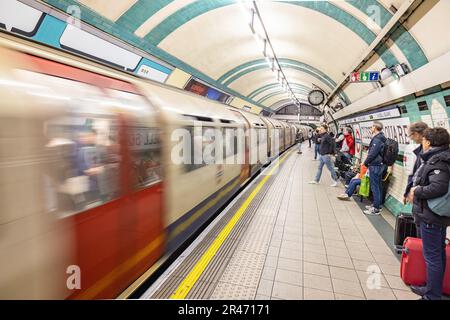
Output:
[0, 33, 299, 299]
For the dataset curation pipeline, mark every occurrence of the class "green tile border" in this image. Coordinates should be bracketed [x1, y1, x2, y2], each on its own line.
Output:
[42, 0, 273, 112]
[115, 0, 172, 32]
[347, 0, 428, 69]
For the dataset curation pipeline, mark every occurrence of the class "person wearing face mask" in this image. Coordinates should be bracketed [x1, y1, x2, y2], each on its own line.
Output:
[408, 127, 450, 300]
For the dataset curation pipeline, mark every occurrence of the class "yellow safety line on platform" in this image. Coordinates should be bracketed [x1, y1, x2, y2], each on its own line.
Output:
[170, 149, 294, 299]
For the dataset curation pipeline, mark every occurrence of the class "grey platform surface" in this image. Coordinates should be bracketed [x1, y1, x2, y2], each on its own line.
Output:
[142, 146, 418, 300]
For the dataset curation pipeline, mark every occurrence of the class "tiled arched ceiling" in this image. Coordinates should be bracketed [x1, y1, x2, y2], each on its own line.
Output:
[43, 0, 432, 110]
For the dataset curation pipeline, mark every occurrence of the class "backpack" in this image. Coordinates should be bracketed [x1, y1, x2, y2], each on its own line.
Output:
[427, 165, 450, 217]
[382, 138, 399, 166]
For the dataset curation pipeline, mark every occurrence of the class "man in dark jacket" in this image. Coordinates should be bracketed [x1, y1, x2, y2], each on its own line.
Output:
[403, 121, 429, 237]
[308, 129, 313, 148]
[313, 129, 321, 160]
[363, 121, 387, 215]
[309, 124, 338, 187]
[408, 127, 450, 300]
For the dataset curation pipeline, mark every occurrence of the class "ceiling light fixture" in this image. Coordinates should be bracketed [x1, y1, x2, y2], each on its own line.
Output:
[239, 0, 300, 106]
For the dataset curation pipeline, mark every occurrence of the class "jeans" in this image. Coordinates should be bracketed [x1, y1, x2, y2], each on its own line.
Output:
[308, 138, 312, 148]
[368, 165, 384, 210]
[315, 154, 338, 182]
[346, 178, 361, 197]
[344, 171, 357, 185]
[342, 152, 352, 164]
[420, 222, 447, 300]
[314, 143, 320, 160]
[298, 142, 302, 153]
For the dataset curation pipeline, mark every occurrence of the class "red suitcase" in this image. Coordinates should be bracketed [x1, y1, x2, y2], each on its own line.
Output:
[400, 237, 450, 295]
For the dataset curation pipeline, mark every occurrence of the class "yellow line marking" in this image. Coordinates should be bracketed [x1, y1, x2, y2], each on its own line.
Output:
[168, 178, 241, 241]
[170, 150, 294, 299]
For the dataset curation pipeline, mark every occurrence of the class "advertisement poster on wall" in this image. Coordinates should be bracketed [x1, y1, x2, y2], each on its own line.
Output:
[351, 124, 362, 159]
[358, 117, 411, 153]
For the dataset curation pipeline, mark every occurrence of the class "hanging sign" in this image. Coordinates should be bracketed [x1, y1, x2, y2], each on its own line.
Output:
[350, 71, 380, 83]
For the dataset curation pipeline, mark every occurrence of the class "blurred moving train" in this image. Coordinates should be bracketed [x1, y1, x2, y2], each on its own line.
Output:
[0, 33, 309, 299]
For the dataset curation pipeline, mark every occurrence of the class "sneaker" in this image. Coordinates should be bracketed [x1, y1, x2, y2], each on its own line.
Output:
[364, 205, 383, 212]
[308, 180, 319, 185]
[330, 181, 338, 187]
[364, 207, 381, 216]
[410, 285, 427, 297]
[337, 194, 350, 200]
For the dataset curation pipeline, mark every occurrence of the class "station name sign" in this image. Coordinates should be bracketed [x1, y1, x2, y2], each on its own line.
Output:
[350, 71, 380, 82]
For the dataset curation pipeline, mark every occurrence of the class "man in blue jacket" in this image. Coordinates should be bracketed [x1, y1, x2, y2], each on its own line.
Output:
[363, 121, 386, 215]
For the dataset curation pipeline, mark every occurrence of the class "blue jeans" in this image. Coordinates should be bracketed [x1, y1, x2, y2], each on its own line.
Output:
[369, 165, 383, 210]
[342, 152, 352, 164]
[346, 178, 361, 197]
[314, 143, 320, 159]
[420, 222, 447, 300]
[315, 154, 338, 182]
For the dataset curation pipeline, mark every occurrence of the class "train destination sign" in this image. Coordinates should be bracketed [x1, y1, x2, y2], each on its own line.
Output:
[350, 71, 380, 82]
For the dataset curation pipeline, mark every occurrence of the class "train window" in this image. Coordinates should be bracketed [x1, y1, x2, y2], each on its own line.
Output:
[184, 126, 217, 172]
[14, 69, 121, 215]
[224, 128, 238, 158]
[127, 125, 162, 187]
[444, 95, 450, 107]
[259, 128, 267, 144]
[46, 113, 121, 214]
[182, 114, 213, 122]
[418, 101, 429, 111]
[106, 89, 162, 188]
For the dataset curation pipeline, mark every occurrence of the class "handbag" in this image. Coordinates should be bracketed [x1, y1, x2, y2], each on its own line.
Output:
[427, 183, 450, 217]
[358, 173, 370, 197]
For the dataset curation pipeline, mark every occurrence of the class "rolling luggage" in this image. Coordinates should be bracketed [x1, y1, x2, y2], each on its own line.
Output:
[394, 214, 417, 252]
[400, 237, 450, 295]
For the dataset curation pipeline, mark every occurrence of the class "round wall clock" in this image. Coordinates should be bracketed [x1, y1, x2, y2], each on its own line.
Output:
[308, 90, 325, 106]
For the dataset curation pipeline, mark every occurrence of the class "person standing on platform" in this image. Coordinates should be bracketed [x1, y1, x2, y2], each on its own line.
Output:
[408, 127, 450, 300]
[403, 121, 429, 237]
[308, 129, 313, 148]
[309, 124, 338, 187]
[313, 129, 321, 161]
[363, 121, 386, 216]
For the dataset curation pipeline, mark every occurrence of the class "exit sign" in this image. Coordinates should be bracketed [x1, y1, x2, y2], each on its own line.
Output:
[350, 71, 380, 82]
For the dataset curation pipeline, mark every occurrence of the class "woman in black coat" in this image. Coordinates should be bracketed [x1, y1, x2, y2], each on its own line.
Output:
[408, 127, 450, 300]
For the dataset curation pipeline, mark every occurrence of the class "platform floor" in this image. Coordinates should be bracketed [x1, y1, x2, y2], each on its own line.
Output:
[142, 145, 419, 300]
